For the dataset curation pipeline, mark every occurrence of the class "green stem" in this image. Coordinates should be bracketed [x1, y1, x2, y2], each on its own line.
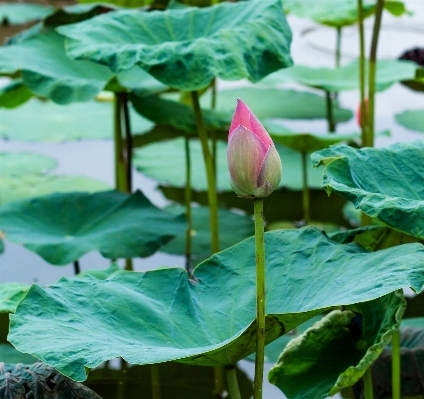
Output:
[121, 91, 132, 193]
[367, 0, 384, 148]
[114, 93, 127, 192]
[392, 328, 401, 399]
[190, 91, 220, 254]
[73, 260, 80, 275]
[325, 90, 336, 133]
[253, 199, 265, 399]
[301, 152, 310, 225]
[184, 137, 192, 273]
[357, 0, 368, 147]
[211, 79, 217, 187]
[225, 366, 241, 399]
[336, 27, 342, 68]
[151, 364, 161, 399]
[363, 368, 374, 399]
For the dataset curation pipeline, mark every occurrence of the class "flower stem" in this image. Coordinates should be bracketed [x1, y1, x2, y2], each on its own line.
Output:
[225, 366, 241, 399]
[151, 364, 161, 399]
[367, 0, 384, 148]
[73, 260, 80, 275]
[190, 91, 220, 254]
[335, 27, 342, 68]
[114, 93, 127, 192]
[325, 90, 335, 133]
[121, 91, 133, 193]
[253, 198, 266, 399]
[392, 328, 401, 399]
[357, 0, 368, 147]
[184, 137, 192, 273]
[301, 151, 310, 225]
[363, 368, 374, 399]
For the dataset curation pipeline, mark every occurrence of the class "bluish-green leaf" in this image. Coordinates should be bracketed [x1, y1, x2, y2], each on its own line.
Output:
[0, 344, 37, 364]
[57, 0, 293, 91]
[0, 190, 185, 264]
[0, 283, 29, 313]
[313, 141, 424, 239]
[0, 3, 53, 25]
[8, 227, 424, 381]
[395, 109, 424, 132]
[0, 152, 57, 177]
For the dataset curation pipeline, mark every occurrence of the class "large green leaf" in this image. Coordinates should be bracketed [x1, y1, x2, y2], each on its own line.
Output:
[0, 152, 57, 177]
[161, 206, 254, 263]
[395, 109, 424, 133]
[0, 79, 33, 109]
[0, 190, 185, 265]
[0, 174, 110, 205]
[57, 0, 293, 91]
[0, 3, 54, 25]
[134, 138, 324, 191]
[201, 88, 353, 122]
[0, 99, 152, 142]
[312, 141, 424, 239]
[0, 344, 37, 364]
[8, 227, 424, 381]
[268, 292, 405, 399]
[283, 0, 408, 28]
[0, 362, 102, 398]
[0, 283, 29, 313]
[261, 59, 417, 92]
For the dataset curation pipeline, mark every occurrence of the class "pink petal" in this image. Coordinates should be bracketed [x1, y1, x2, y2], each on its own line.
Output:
[229, 99, 274, 148]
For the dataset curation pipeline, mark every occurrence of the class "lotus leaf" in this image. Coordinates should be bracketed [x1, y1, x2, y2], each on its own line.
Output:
[0, 3, 54, 25]
[0, 283, 29, 313]
[0, 152, 57, 177]
[0, 362, 102, 399]
[57, 0, 293, 91]
[8, 227, 424, 381]
[283, 0, 408, 28]
[201, 88, 353, 122]
[268, 291, 405, 399]
[395, 109, 424, 132]
[0, 174, 110, 205]
[0, 190, 185, 265]
[0, 344, 37, 364]
[161, 206, 254, 263]
[261, 59, 417, 92]
[134, 138, 324, 191]
[0, 79, 33, 109]
[0, 99, 152, 142]
[313, 141, 424, 239]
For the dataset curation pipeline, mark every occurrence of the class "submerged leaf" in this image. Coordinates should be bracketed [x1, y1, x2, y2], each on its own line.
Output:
[0, 190, 185, 264]
[58, 0, 293, 90]
[8, 227, 424, 381]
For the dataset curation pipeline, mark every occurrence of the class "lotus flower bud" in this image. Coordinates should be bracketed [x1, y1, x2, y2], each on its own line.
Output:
[356, 98, 369, 128]
[227, 99, 282, 199]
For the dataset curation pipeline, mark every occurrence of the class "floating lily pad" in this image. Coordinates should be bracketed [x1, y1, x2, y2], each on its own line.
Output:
[0, 283, 29, 313]
[312, 141, 424, 239]
[134, 138, 323, 191]
[0, 3, 54, 25]
[0, 99, 152, 142]
[8, 227, 424, 381]
[0, 344, 37, 364]
[58, 0, 293, 91]
[0, 190, 185, 265]
[283, 0, 408, 28]
[395, 109, 424, 133]
[0, 174, 110, 205]
[268, 291, 405, 399]
[161, 206, 254, 263]
[0, 362, 102, 398]
[261, 59, 417, 92]
[0, 152, 57, 177]
[202, 88, 353, 122]
[0, 79, 33, 109]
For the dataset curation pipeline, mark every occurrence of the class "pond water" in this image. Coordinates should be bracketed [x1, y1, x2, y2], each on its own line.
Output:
[1, 1, 424, 398]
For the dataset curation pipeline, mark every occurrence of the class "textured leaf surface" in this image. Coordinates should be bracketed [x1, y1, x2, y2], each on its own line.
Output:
[395, 109, 424, 132]
[201, 88, 353, 122]
[313, 141, 424, 238]
[0, 345, 37, 364]
[262, 59, 416, 92]
[0, 362, 102, 398]
[0, 3, 53, 25]
[0, 283, 29, 313]
[0, 190, 185, 264]
[269, 292, 405, 399]
[0, 152, 57, 177]
[283, 0, 407, 27]
[0, 99, 152, 142]
[0, 174, 110, 205]
[134, 138, 323, 191]
[161, 206, 254, 263]
[58, 0, 293, 90]
[9, 227, 424, 381]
